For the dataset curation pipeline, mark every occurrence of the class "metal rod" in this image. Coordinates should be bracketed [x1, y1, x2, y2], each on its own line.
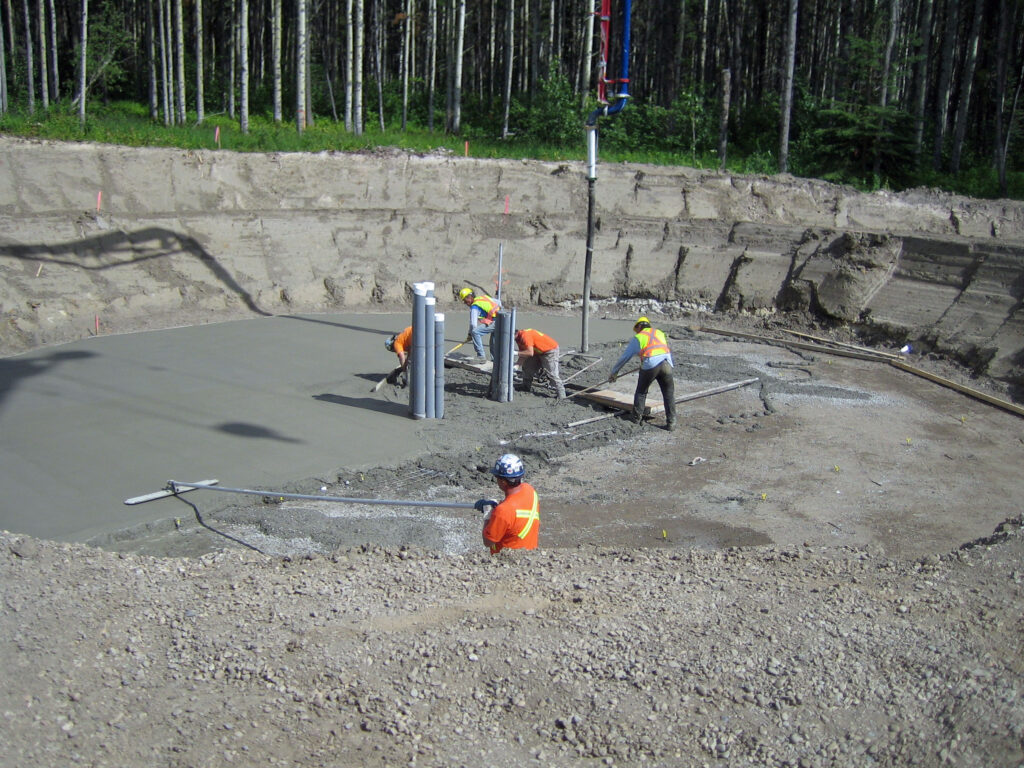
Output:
[166, 480, 479, 510]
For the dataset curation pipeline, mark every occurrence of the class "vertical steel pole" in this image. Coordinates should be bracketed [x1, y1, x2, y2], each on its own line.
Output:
[411, 283, 427, 419]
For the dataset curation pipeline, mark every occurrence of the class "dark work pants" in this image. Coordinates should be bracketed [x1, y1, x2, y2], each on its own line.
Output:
[633, 361, 676, 424]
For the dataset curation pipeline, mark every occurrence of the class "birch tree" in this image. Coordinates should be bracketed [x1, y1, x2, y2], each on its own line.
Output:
[778, 0, 798, 172]
[77, 0, 86, 124]
[22, 0, 35, 113]
[0, 3, 8, 113]
[239, 0, 248, 133]
[37, 0, 47, 108]
[354, 0, 363, 135]
[195, 0, 204, 124]
[950, 0, 984, 173]
[272, 0, 281, 122]
[296, 0, 306, 132]
[47, 0, 57, 100]
[174, 0, 185, 123]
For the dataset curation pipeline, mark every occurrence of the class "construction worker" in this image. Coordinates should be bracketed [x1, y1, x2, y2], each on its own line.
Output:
[515, 328, 566, 398]
[609, 316, 676, 430]
[458, 287, 501, 360]
[481, 453, 539, 554]
[384, 326, 412, 386]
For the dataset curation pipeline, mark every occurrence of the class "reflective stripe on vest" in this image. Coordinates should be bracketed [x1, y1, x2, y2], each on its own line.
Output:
[472, 296, 499, 324]
[636, 328, 669, 359]
[515, 488, 539, 539]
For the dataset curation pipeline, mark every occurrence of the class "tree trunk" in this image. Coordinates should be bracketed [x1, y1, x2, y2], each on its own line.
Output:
[344, 0, 352, 130]
[0, 2, 7, 114]
[401, 0, 410, 130]
[950, 0, 984, 173]
[427, 0, 436, 130]
[272, 0, 281, 122]
[37, 0, 47, 108]
[22, 0, 35, 113]
[77, 0, 86, 124]
[778, 0, 797, 173]
[578, 0, 593, 107]
[718, 67, 730, 170]
[911, 0, 932, 162]
[296, 0, 306, 132]
[240, 0, 249, 133]
[932, 0, 958, 170]
[354, 0, 363, 135]
[501, 0, 513, 138]
[451, 0, 465, 133]
[146, 0, 158, 119]
[195, 0, 205, 124]
[174, 0, 186, 123]
[158, 0, 171, 124]
[874, 0, 899, 177]
[46, 0, 56, 100]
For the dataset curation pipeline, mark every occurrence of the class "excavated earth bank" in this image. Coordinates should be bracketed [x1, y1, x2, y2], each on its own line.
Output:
[1, 139, 1023, 767]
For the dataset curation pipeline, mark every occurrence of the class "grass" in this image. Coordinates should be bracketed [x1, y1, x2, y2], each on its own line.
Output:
[1, 100, 1020, 200]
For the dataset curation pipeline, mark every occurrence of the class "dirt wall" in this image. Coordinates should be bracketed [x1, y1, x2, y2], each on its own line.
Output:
[2, 137, 1022, 386]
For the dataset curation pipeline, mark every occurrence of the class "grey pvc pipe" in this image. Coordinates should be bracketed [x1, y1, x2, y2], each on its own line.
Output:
[168, 480, 480, 510]
[434, 313, 445, 419]
[411, 284, 427, 419]
[424, 294, 436, 418]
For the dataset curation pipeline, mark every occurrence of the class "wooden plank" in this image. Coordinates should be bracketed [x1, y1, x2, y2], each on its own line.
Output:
[782, 329, 902, 360]
[566, 378, 759, 428]
[700, 325, 891, 362]
[888, 360, 1024, 418]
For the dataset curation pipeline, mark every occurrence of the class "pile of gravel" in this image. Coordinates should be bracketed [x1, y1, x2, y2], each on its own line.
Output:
[3, 516, 1021, 767]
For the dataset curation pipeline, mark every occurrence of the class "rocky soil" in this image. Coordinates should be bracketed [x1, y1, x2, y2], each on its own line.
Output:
[3, 515, 1022, 768]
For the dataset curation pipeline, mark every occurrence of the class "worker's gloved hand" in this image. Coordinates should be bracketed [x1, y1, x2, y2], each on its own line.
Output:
[608, 372, 617, 383]
[386, 368, 401, 385]
[474, 498, 498, 514]
[465, 333, 473, 343]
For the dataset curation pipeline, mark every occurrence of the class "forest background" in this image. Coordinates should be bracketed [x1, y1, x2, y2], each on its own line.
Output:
[0, 0, 1021, 200]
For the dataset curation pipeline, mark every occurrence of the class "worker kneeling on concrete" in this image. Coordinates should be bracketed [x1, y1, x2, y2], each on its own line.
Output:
[480, 453, 539, 554]
[384, 326, 412, 386]
[515, 329, 566, 398]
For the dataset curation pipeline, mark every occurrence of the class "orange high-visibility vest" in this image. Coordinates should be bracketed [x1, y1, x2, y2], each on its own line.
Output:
[483, 482, 539, 553]
[517, 329, 558, 354]
[471, 296, 500, 325]
[636, 328, 669, 359]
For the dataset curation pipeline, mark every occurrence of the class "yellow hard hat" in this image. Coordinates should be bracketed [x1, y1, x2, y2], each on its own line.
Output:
[634, 316, 651, 328]
[459, 287, 474, 300]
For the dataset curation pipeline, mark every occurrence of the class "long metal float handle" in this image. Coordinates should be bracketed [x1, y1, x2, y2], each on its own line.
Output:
[167, 480, 481, 510]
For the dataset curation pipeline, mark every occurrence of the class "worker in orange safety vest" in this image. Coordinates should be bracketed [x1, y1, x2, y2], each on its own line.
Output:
[481, 453, 539, 554]
[514, 328, 566, 398]
[384, 326, 412, 386]
[609, 316, 676, 430]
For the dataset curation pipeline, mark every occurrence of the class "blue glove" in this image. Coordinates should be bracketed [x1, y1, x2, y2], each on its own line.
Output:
[474, 498, 498, 514]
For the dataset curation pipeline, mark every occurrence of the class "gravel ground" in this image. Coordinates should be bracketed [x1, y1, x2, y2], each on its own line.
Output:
[2, 517, 1022, 768]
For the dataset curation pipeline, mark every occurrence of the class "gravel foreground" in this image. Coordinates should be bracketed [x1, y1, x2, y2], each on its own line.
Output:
[3, 516, 1022, 768]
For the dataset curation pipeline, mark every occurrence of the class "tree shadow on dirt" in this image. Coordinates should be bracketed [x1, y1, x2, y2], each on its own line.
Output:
[1, 226, 269, 316]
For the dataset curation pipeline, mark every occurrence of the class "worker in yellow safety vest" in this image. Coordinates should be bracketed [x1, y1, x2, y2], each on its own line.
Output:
[609, 316, 676, 430]
[459, 287, 502, 360]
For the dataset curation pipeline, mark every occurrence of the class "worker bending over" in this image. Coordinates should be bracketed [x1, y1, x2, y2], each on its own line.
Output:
[514, 328, 566, 398]
[459, 287, 501, 360]
[482, 453, 539, 554]
[384, 326, 412, 386]
[609, 316, 676, 430]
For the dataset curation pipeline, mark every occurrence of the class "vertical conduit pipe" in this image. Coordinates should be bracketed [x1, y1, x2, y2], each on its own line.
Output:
[424, 293, 436, 418]
[507, 307, 517, 402]
[411, 283, 427, 419]
[433, 313, 445, 419]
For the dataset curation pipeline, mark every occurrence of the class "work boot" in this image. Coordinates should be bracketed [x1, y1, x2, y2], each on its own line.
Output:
[664, 419, 675, 432]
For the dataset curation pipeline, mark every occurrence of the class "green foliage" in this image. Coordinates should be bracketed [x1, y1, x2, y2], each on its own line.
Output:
[794, 100, 917, 189]
[509, 67, 582, 145]
[80, 0, 132, 100]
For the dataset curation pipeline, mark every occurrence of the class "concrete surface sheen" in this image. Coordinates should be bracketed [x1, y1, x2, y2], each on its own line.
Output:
[0, 312, 628, 542]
